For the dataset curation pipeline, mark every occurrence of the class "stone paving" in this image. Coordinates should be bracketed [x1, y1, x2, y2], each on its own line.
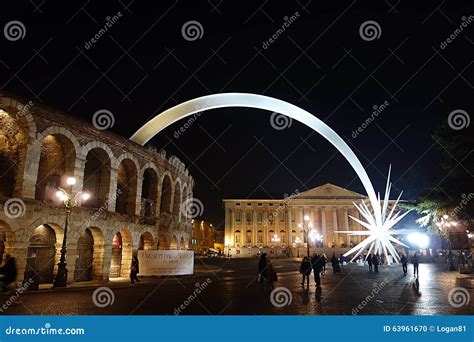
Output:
[0, 258, 472, 315]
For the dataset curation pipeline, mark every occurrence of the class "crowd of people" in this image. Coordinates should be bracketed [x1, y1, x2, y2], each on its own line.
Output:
[257, 251, 427, 291]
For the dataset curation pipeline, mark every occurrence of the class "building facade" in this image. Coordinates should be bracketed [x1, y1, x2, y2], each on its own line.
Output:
[190, 220, 223, 255]
[224, 183, 391, 257]
[0, 92, 194, 284]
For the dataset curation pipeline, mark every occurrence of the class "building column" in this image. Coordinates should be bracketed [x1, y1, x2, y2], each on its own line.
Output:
[321, 207, 327, 247]
[286, 207, 291, 245]
[344, 207, 350, 246]
[333, 207, 338, 247]
[253, 208, 257, 246]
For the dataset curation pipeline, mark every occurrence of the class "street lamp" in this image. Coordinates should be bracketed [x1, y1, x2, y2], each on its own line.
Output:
[435, 214, 457, 271]
[298, 215, 315, 258]
[53, 177, 90, 288]
[294, 236, 301, 257]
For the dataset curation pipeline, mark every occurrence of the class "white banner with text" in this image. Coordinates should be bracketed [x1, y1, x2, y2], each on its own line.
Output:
[137, 250, 194, 276]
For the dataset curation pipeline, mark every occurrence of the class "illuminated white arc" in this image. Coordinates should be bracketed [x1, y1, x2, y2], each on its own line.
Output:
[130, 93, 379, 211]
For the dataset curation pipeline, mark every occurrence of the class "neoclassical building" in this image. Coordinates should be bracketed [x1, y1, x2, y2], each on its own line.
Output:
[0, 92, 194, 284]
[224, 183, 399, 257]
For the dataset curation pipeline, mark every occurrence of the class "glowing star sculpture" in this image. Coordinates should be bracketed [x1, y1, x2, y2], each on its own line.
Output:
[336, 166, 411, 264]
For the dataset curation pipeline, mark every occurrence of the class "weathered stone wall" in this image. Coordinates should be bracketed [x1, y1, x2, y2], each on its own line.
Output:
[0, 92, 194, 283]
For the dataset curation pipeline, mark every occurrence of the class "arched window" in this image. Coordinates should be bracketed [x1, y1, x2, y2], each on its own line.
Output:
[115, 159, 138, 215]
[234, 230, 241, 245]
[83, 148, 111, 208]
[160, 175, 172, 214]
[246, 230, 252, 244]
[140, 168, 158, 223]
[35, 134, 76, 201]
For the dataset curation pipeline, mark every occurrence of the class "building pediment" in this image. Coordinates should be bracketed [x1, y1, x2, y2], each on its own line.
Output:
[295, 183, 367, 200]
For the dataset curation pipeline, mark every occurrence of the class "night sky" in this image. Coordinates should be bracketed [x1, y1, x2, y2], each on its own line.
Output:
[2, 1, 473, 229]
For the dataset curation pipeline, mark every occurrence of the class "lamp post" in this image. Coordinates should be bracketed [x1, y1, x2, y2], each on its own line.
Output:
[298, 215, 315, 258]
[295, 236, 301, 257]
[53, 177, 90, 288]
[435, 214, 457, 271]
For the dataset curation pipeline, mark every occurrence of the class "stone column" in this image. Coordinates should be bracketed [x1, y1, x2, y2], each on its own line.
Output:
[321, 207, 327, 246]
[344, 207, 350, 246]
[286, 207, 292, 245]
[135, 175, 144, 216]
[108, 166, 119, 212]
[333, 207, 338, 247]
[253, 208, 257, 246]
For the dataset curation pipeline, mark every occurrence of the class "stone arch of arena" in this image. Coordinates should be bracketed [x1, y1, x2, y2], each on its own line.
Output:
[0, 93, 194, 283]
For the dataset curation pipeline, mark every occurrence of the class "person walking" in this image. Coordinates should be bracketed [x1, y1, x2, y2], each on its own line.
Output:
[339, 253, 345, 269]
[266, 260, 277, 290]
[130, 255, 140, 285]
[372, 254, 379, 273]
[0, 254, 17, 293]
[411, 252, 419, 277]
[257, 253, 268, 291]
[321, 253, 327, 275]
[331, 252, 339, 274]
[367, 254, 373, 272]
[400, 254, 408, 275]
[299, 256, 312, 288]
[380, 253, 385, 265]
[311, 253, 323, 287]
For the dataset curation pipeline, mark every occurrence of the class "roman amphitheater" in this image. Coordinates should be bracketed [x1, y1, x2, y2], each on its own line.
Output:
[0, 92, 194, 285]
